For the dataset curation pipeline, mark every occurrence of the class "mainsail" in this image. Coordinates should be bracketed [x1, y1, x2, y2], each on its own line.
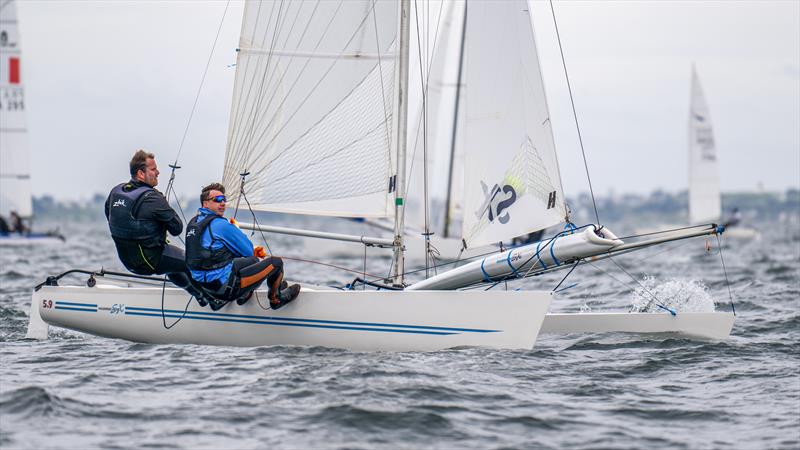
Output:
[688, 65, 721, 225]
[0, 0, 33, 218]
[460, 0, 566, 248]
[223, 0, 400, 218]
[223, 0, 568, 253]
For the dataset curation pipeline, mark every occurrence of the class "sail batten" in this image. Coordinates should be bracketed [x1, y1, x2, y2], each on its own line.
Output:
[238, 48, 398, 60]
[223, 0, 399, 218]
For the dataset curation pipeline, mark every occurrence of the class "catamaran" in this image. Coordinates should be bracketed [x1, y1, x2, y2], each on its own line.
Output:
[26, 0, 734, 351]
[0, 0, 64, 245]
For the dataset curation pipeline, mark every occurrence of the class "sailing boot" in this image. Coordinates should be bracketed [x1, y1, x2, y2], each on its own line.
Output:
[208, 298, 227, 311]
[270, 284, 301, 310]
[236, 292, 253, 306]
[237, 281, 288, 306]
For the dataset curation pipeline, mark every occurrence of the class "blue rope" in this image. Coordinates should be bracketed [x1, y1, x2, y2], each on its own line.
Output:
[535, 241, 547, 270]
[554, 282, 579, 293]
[506, 250, 521, 277]
[549, 238, 561, 266]
[480, 258, 492, 283]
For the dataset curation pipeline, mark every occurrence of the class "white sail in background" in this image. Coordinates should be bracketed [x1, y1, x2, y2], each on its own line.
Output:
[688, 65, 721, 225]
[223, 0, 400, 218]
[404, 1, 465, 239]
[460, 0, 566, 248]
[0, 0, 33, 218]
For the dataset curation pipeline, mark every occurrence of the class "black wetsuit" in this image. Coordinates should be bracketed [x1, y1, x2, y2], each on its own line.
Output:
[105, 180, 208, 302]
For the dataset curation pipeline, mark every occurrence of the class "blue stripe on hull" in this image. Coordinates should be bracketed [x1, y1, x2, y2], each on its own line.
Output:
[124, 311, 458, 335]
[124, 306, 499, 334]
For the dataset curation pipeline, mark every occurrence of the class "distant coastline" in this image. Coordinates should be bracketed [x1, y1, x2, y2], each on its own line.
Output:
[31, 189, 800, 225]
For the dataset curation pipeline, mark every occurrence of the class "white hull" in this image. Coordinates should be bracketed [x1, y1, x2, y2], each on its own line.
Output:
[30, 285, 551, 351]
[541, 312, 734, 340]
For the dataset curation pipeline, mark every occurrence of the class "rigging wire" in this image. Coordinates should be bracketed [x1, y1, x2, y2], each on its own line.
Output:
[606, 256, 674, 314]
[240, 0, 290, 157]
[171, 0, 232, 168]
[371, 0, 394, 158]
[158, 1, 231, 243]
[552, 260, 580, 293]
[413, 0, 432, 278]
[276, 254, 385, 280]
[584, 259, 673, 314]
[229, 0, 328, 188]
[243, 2, 377, 162]
[236, 0, 338, 156]
[234, 179, 274, 256]
[716, 233, 737, 315]
[548, 0, 601, 226]
[226, 0, 284, 158]
[402, 1, 445, 271]
[161, 0, 230, 232]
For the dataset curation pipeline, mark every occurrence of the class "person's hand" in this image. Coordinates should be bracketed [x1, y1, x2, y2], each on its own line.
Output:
[253, 246, 267, 258]
[230, 217, 240, 228]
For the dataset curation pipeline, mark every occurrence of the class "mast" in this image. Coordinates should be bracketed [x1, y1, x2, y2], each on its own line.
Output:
[443, 1, 467, 239]
[391, 0, 411, 286]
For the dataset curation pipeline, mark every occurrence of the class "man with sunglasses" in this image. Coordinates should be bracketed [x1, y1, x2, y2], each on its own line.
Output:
[184, 182, 300, 310]
[105, 150, 211, 304]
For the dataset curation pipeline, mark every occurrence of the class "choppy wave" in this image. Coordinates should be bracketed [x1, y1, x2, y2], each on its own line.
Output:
[0, 219, 798, 449]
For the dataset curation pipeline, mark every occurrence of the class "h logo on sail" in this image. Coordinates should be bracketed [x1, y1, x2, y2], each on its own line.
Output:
[547, 191, 557, 209]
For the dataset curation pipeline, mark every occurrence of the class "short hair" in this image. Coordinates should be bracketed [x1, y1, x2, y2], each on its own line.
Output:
[201, 183, 226, 204]
[129, 149, 155, 178]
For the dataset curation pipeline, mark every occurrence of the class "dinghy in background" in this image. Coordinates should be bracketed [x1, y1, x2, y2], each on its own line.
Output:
[0, 0, 64, 246]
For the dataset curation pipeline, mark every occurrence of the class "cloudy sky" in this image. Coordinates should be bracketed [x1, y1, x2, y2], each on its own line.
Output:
[11, 0, 800, 200]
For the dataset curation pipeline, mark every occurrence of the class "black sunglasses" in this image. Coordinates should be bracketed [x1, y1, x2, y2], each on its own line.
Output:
[206, 195, 226, 203]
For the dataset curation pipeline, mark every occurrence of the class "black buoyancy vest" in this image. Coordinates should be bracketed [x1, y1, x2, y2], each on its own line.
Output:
[107, 183, 164, 243]
[185, 214, 236, 272]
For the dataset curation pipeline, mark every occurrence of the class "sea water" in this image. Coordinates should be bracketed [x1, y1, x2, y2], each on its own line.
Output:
[1, 217, 798, 449]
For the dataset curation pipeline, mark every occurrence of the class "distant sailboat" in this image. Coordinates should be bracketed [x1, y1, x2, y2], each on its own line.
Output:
[0, 0, 63, 245]
[688, 65, 758, 239]
[635, 65, 758, 240]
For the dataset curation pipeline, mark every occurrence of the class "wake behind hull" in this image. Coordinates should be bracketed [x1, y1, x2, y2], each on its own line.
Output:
[31, 285, 551, 351]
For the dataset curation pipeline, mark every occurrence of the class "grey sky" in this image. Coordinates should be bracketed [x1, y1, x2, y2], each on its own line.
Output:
[13, 0, 800, 200]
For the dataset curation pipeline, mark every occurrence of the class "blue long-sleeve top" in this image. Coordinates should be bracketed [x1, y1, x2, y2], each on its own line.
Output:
[189, 207, 254, 284]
